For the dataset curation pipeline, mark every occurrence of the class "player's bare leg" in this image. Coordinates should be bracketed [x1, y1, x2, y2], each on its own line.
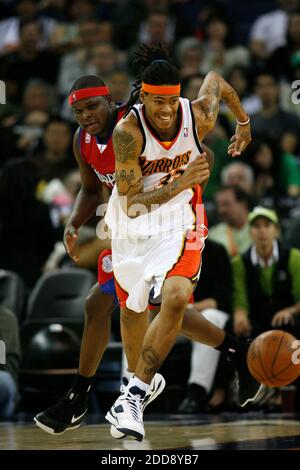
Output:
[34, 284, 114, 434]
[120, 306, 149, 373]
[106, 276, 192, 441]
[179, 307, 262, 407]
[79, 284, 114, 377]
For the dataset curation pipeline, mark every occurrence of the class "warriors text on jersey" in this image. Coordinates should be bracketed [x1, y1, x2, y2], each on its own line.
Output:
[78, 106, 125, 189]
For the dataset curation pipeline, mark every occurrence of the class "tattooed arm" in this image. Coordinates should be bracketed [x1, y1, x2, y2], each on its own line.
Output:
[113, 120, 210, 217]
[192, 71, 251, 156]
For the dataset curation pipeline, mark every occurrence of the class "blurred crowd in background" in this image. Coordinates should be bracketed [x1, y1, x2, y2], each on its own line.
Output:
[1, 0, 300, 417]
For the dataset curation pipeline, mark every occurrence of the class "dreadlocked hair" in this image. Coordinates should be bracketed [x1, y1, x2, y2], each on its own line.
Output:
[124, 44, 180, 117]
[69, 75, 107, 94]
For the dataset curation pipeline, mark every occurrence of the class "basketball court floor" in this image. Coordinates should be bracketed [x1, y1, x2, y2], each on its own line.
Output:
[1, 413, 300, 450]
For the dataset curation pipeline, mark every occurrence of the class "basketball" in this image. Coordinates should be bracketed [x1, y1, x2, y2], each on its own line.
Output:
[247, 330, 300, 387]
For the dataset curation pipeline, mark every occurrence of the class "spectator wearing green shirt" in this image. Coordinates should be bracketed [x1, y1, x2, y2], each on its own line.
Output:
[232, 206, 300, 339]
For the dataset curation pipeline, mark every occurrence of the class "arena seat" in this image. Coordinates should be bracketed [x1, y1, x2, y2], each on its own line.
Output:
[26, 268, 96, 321]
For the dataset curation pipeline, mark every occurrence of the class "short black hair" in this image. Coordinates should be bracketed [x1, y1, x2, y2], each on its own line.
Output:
[69, 75, 107, 95]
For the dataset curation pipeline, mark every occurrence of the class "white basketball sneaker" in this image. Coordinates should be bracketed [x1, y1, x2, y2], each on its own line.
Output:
[106, 384, 145, 441]
[107, 373, 166, 441]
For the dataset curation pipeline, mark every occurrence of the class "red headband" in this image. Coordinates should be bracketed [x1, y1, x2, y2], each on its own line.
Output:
[68, 86, 110, 105]
[141, 82, 181, 95]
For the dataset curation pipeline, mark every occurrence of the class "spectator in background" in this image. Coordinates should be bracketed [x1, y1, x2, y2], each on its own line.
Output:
[33, 117, 75, 182]
[0, 307, 21, 419]
[0, 159, 58, 289]
[199, 14, 250, 76]
[106, 68, 131, 104]
[175, 37, 203, 80]
[268, 12, 300, 82]
[220, 162, 255, 196]
[232, 206, 300, 340]
[138, 7, 175, 50]
[285, 209, 300, 250]
[90, 42, 120, 82]
[49, 0, 99, 52]
[112, 0, 147, 51]
[209, 186, 252, 257]
[251, 72, 300, 154]
[0, 0, 57, 55]
[181, 73, 204, 101]
[0, 80, 55, 162]
[226, 66, 261, 117]
[57, 19, 104, 97]
[245, 139, 300, 201]
[249, 0, 299, 60]
[179, 239, 232, 413]
[0, 18, 59, 105]
[127, 7, 176, 75]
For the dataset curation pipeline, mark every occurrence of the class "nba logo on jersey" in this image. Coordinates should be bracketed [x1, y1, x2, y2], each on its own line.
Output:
[85, 133, 91, 144]
[97, 144, 107, 153]
[73, 93, 76, 100]
[184, 127, 189, 137]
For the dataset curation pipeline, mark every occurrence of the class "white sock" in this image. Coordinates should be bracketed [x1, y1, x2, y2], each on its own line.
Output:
[123, 369, 134, 383]
[128, 376, 150, 394]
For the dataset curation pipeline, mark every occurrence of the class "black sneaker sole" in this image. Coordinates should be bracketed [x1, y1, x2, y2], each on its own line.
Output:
[34, 417, 82, 435]
[116, 427, 144, 442]
[105, 410, 144, 441]
[240, 383, 263, 407]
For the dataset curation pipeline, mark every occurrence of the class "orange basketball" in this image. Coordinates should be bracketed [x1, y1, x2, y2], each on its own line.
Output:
[247, 330, 300, 387]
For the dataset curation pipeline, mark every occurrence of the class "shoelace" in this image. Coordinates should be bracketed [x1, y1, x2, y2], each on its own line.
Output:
[121, 391, 143, 423]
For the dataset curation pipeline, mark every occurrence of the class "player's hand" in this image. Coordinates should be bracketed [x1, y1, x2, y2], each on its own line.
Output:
[63, 223, 79, 262]
[227, 122, 251, 157]
[181, 153, 210, 189]
[233, 310, 252, 337]
[271, 308, 295, 327]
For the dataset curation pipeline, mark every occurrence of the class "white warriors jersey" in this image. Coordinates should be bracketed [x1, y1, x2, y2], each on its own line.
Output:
[105, 97, 205, 237]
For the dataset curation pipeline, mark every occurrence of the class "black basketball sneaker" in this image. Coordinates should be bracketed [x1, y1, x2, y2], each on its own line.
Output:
[34, 389, 89, 435]
[235, 343, 263, 407]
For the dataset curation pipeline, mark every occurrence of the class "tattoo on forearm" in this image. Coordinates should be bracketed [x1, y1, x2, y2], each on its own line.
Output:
[117, 178, 143, 196]
[142, 346, 162, 377]
[222, 88, 241, 113]
[115, 169, 136, 185]
[113, 128, 137, 163]
[131, 178, 181, 207]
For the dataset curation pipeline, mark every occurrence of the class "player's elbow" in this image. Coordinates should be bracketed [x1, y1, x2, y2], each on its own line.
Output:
[206, 70, 221, 82]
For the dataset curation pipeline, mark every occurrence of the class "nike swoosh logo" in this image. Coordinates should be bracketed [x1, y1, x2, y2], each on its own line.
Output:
[71, 410, 87, 424]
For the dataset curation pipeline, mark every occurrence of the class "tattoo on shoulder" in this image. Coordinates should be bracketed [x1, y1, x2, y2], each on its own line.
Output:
[113, 128, 137, 163]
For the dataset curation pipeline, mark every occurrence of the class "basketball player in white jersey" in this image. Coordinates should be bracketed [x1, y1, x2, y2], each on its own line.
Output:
[105, 45, 260, 441]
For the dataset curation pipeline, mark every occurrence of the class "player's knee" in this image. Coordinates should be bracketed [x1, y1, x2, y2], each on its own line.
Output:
[163, 285, 189, 313]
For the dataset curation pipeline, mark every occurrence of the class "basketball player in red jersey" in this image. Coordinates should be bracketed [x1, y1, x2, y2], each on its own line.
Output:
[34, 76, 161, 434]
